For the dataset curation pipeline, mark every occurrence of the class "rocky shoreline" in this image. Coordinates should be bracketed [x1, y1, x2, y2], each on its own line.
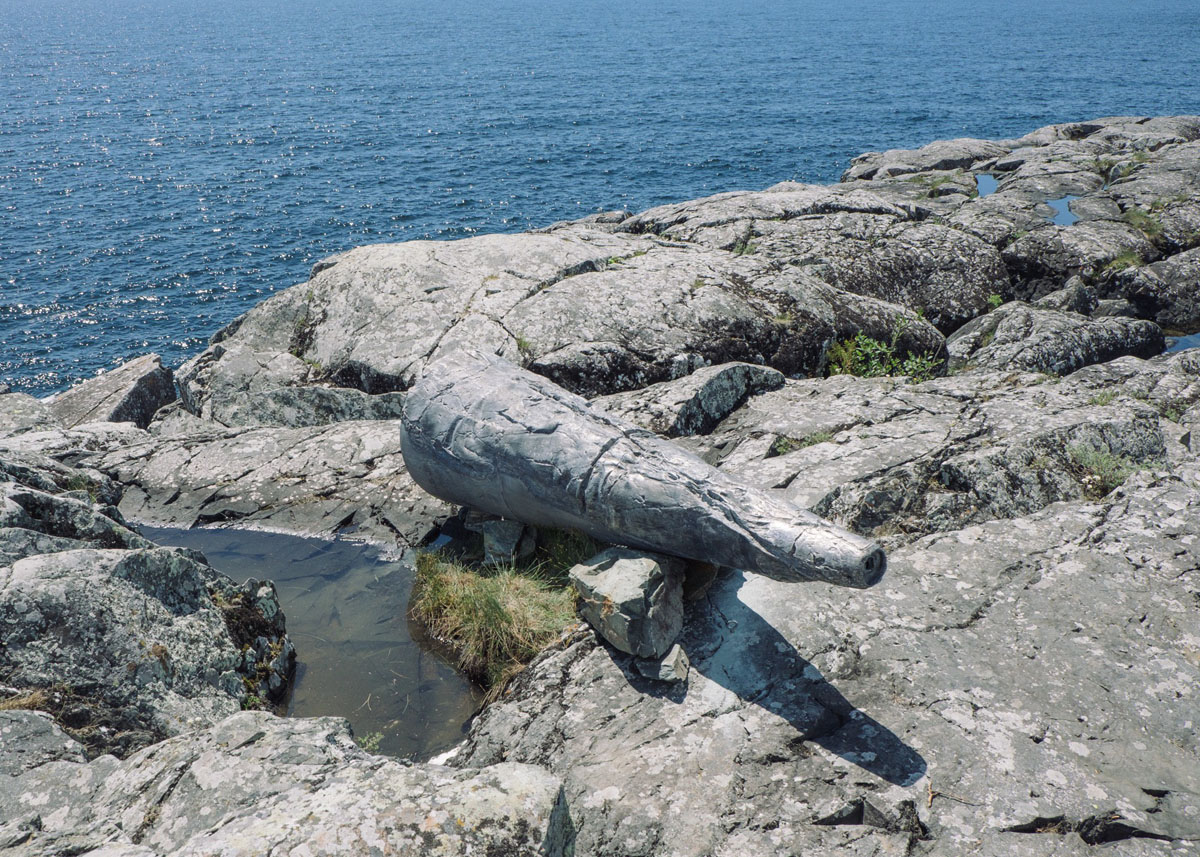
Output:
[2, 115, 1199, 855]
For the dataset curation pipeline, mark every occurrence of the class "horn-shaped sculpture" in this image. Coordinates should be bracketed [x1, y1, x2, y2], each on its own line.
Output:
[400, 351, 885, 588]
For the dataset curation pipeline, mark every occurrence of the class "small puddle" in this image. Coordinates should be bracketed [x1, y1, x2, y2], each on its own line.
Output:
[1166, 332, 1200, 353]
[140, 526, 483, 759]
[1046, 195, 1079, 226]
[975, 174, 999, 197]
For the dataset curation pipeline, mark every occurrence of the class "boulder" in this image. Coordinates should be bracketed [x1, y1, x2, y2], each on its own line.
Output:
[570, 548, 685, 658]
[0, 455, 293, 757]
[0, 394, 60, 436]
[946, 301, 1164, 374]
[1109, 246, 1200, 330]
[400, 350, 886, 587]
[593, 361, 785, 437]
[47, 354, 175, 429]
[0, 711, 572, 857]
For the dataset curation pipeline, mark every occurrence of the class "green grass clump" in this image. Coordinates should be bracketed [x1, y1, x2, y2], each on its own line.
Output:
[411, 539, 585, 692]
[768, 431, 833, 458]
[827, 317, 941, 384]
[986, 293, 1004, 312]
[1067, 444, 1146, 499]
[1122, 208, 1163, 238]
[1087, 390, 1118, 406]
[1105, 250, 1143, 273]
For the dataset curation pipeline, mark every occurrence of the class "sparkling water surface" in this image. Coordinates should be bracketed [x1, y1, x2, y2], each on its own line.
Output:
[2, 0, 1199, 393]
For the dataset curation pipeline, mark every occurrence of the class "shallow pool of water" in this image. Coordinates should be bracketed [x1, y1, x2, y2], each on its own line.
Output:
[1046, 195, 1079, 226]
[1166, 332, 1200, 353]
[139, 526, 483, 759]
[975, 174, 999, 197]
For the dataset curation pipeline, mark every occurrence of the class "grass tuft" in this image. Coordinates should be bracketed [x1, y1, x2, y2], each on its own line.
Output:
[1067, 444, 1147, 499]
[411, 532, 590, 693]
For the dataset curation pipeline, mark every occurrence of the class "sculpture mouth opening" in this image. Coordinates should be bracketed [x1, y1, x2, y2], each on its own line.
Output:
[859, 548, 887, 588]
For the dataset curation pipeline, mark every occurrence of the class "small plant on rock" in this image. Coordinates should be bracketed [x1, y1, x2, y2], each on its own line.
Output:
[986, 293, 1004, 312]
[1122, 208, 1163, 239]
[1104, 250, 1143, 273]
[1067, 444, 1146, 499]
[827, 318, 941, 384]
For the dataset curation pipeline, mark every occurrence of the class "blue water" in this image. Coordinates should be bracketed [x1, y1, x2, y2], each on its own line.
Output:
[3, 0, 1199, 394]
[975, 174, 999, 197]
[1047, 195, 1080, 226]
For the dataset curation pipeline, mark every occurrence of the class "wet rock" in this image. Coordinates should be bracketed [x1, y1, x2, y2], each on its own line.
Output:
[47, 354, 175, 430]
[0, 711, 572, 857]
[400, 350, 886, 587]
[570, 548, 685, 659]
[946, 301, 1164, 374]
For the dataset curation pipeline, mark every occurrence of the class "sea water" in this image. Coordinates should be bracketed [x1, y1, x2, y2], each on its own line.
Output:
[3, 0, 1199, 393]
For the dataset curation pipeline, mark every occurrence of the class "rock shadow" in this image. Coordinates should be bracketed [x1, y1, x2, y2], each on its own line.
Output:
[629, 570, 926, 787]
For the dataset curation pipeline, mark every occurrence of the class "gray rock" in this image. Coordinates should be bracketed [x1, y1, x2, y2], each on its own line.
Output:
[631, 642, 690, 683]
[0, 711, 572, 857]
[1109, 247, 1200, 330]
[0, 455, 293, 757]
[1002, 221, 1158, 300]
[455, 469, 1200, 856]
[47, 354, 175, 430]
[946, 301, 1164, 374]
[1032, 277, 1098, 315]
[0, 394, 59, 436]
[0, 711, 87, 776]
[593, 361, 785, 437]
[84, 419, 449, 547]
[842, 138, 1011, 181]
[400, 350, 886, 587]
[570, 548, 685, 658]
[482, 517, 535, 565]
[620, 184, 1006, 331]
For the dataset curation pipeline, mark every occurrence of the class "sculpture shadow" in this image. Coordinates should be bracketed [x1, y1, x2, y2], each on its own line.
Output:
[624, 570, 926, 787]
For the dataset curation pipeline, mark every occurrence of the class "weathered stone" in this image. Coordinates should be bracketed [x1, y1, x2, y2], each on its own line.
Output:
[0, 394, 59, 436]
[83, 420, 449, 547]
[47, 354, 175, 430]
[631, 642, 690, 683]
[0, 711, 572, 857]
[570, 548, 685, 658]
[455, 469, 1200, 856]
[400, 350, 886, 587]
[0, 711, 87, 776]
[842, 138, 1011, 181]
[482, 517, 534, 565]
[593, 361, 785, 437]
[0, 455, 293, 757]
[1109, 247, 1200, 331]
[1032, 277, 1098, 315]
[946, 301, 1164, 374]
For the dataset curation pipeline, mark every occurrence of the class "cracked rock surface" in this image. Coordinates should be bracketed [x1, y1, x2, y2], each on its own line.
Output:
[0, 711, 571, 857]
